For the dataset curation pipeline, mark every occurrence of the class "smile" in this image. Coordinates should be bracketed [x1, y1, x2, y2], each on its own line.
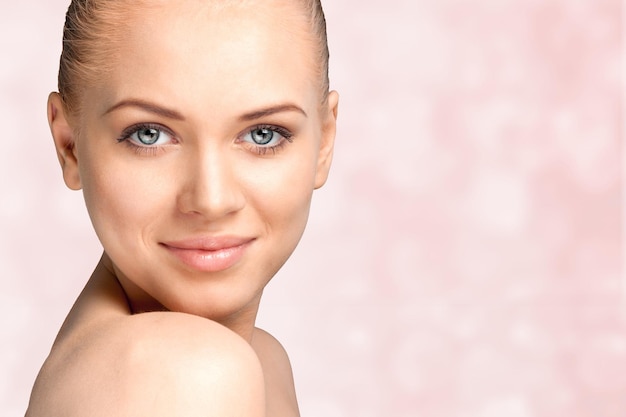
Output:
[161, 236, 255, 272]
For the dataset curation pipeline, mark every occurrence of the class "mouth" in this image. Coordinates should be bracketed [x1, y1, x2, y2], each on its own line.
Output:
[160, 236, 255, 272]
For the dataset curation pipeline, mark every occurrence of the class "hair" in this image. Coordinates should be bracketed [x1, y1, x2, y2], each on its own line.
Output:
[300, 0, 330, 102]
[58, 0, 330, 116]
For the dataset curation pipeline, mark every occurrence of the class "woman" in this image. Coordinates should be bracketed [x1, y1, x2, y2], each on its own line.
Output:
[26, 0, 338, 415]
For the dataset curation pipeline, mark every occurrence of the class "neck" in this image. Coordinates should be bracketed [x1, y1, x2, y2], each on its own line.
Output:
[217, 297, 262, 343]
[102, 252, 262, 344]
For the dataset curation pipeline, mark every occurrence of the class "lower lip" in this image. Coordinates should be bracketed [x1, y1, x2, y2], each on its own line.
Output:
[162, 241, 251, 272]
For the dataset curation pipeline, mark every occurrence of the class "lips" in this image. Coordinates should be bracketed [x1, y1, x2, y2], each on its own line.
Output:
[161, 236, 254, 272]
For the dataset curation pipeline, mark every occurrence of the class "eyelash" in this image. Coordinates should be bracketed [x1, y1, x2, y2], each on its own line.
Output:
[116, 123, 295, 156]
[116, 123, 176, 157]
[240, 124, 294, 156]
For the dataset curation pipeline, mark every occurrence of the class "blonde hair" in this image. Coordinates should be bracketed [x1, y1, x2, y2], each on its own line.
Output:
[58, 0, 330, 115]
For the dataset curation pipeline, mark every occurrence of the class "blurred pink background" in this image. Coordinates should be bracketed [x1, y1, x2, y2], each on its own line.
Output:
[2, 1, 624, 416]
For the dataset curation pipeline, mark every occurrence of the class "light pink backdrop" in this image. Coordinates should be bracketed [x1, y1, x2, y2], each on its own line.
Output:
[2, 1, 624, 416]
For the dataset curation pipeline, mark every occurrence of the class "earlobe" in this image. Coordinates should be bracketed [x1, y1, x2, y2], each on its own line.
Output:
[48, 92, 82, 190]
[314, 90, 339, 190]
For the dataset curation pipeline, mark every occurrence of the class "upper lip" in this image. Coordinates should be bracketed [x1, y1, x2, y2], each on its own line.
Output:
[161, 236, 255, 251]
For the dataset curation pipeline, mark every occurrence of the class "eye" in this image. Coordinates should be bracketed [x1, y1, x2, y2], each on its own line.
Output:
[244, 127, 282, 147]
[249, 128, 276, 145]
[130, 126, 173, 146]
[241, 125, 293, 151]
[119, 124, 176, 147]
[135, 127, 162, 145]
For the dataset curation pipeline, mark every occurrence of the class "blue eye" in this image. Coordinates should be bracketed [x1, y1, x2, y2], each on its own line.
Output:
[135, 127, 161, 145]
[249, 127, 276, 145]
[241, 125, 293, 152]
[120, 124, 175, 147]
[244, 126, 286, 147]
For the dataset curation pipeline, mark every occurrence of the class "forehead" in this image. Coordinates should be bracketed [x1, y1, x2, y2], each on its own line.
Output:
[91, 0, 317, 117]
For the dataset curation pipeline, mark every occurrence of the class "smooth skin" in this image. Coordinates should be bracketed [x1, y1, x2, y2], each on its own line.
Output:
[26, 0, 338, 416]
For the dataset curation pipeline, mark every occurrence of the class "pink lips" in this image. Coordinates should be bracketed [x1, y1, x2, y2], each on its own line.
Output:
[161, 236, 254, 272]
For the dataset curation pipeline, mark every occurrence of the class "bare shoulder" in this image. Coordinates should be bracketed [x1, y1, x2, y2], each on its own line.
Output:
[27, 312, 265, 417]
[252, 328, 294, 371]
[252, 328, 300, 417]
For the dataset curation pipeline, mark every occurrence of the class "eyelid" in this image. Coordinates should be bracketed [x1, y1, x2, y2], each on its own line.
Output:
[117, 123, 178, 146]
[238, 124, 294, 155]
[240, 124, 294, 143]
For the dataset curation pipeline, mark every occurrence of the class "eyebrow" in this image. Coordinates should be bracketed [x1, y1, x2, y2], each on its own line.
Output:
[103, 99, 185, 120]
[103, 99, 307, 121]
[238, 104, 308, 121]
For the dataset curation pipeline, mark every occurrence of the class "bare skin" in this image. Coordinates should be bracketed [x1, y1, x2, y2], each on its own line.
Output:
[26, 1, 338, 415]
[27, 255, 299, 417]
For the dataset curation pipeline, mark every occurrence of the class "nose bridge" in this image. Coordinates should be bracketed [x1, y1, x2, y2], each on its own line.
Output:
[177, 143, 243, 219]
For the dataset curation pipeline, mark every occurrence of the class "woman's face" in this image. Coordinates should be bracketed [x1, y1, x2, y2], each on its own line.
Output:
[50, 0, 338, 323]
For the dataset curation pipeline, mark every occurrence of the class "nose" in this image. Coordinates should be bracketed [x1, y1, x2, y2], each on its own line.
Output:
[176, 147, 245, 221]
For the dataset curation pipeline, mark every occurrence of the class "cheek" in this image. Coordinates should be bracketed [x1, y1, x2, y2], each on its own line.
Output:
[79, 150, 173, 247]
[238, 154, 316, 275]
[241, 147, 318, 223]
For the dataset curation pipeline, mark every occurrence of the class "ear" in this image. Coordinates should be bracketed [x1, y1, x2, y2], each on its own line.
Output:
[314, 90, 339, 190]
[48, 92, 82, 190]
